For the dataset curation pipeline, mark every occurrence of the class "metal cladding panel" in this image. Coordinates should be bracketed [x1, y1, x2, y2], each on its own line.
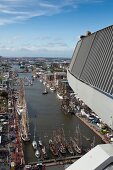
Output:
[69, 41, 82, 72]
[71, 33, 96, 78]
[80, 25, 113, 96]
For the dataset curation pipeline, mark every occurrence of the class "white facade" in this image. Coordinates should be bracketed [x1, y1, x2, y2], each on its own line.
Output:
[67, 70, 113, 129]
[66, 144, 113, 170]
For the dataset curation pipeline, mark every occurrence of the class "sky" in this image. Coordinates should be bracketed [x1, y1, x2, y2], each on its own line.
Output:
[0, 0, 112, 58]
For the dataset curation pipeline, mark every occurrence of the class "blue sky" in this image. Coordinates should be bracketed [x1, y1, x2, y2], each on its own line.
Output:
[0, 0, 112, 58]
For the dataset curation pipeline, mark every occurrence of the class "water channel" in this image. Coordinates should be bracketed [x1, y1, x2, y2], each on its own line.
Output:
[18, 73, 104, 165]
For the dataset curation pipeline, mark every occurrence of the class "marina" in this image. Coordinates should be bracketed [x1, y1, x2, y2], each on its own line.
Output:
[0, 59, 112, 169]
[19, 73, 104, 165]
[0, 65, 110, 169]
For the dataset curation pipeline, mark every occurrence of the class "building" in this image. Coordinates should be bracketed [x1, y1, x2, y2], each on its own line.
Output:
[66, 144, 113, 170]
[67, 25, 113, 170]
[67, 25, 113, 130]
[54, 72, 67, 87]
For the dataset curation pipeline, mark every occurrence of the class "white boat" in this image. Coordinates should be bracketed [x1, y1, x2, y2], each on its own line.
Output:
[32, 140, 37, 150]
[57, 93, 63, 100]
[43, 82, 46, 85]
[24, 165, 32, 170]
[30, 80, 33, 85]
[35, 150, 40, 158]
[42, 146, 46, 154]
[21, 133, 30, 142]
[39, 140, 43, 147]
[46, 84, 50, 88]
[39, 79, 42, 82]
[42, 146, 47, 158]
[50, 87, 56, 91]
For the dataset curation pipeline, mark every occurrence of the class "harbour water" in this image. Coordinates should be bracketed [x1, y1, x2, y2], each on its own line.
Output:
[18, 73, 104, 165]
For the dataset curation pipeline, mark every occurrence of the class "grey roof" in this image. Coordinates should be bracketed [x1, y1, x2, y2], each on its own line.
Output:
[69, 25, 113, 97]
[104, 163, 113, 170]
[66, 144, 113, 170]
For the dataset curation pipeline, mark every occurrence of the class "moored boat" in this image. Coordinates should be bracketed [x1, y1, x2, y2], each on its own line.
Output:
[43, 82, 46, 85]
[39, 79, 42, 82]
[35, 150, 40, 158]
[65, 140, 74, 155]
[57, 93, 63, 100]
[70, 137, 82, 154]
[59, 142, 66, 154]
[50, 87, 56, 92]
[17, 107, 24, 115]
[38, 140, 43, 147]
[42, 146, 47, 159]
[18, 81, 30, 142]
[49, 139, 58, 156]
[24, 165, 32, 170]
[32, 140, 37, 150]
[21, 133, 30, 142]
[46, 84, 50, 88]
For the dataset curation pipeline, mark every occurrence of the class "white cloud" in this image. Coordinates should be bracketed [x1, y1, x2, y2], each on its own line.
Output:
[0, 0, 103, 25]
[0, 39, 69, 54]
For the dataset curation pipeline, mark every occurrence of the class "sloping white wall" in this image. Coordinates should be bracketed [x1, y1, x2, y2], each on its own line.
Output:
[66, 144, 113, 170]
[67, 71, 113, 129]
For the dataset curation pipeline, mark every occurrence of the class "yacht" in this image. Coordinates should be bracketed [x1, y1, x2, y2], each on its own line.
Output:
[35, 150, 40, 158]
[32, 140, 37, 150]
[42, 146, 47, 159]
[50, 87, 56, 92]
[38, 140, 43, 147]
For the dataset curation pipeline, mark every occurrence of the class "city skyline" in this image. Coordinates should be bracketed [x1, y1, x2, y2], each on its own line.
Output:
[0, 0, 112, 58]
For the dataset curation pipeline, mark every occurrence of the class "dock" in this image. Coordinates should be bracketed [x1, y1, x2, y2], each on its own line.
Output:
[75, 114, 109, 144]
[28, 155, 82, 166]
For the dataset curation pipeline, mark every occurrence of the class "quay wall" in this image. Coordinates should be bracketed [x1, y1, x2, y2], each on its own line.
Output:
[75, 114, 109, 144]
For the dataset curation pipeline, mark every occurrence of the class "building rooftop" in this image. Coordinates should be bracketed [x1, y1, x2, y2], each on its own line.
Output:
[66, 144, 113, 170]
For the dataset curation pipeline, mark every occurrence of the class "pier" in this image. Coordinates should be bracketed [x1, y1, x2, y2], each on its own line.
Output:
[76, 114, 109, 144]
[28, 155, 82, 166]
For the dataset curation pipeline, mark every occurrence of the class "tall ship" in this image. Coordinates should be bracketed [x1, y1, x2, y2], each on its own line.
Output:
[17, 79, 30, 142]
[49, 139, 59, 156]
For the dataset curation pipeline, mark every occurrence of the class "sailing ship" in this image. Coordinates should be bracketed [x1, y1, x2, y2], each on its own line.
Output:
[65, 140, 74, 155]
[70, 137, 82, 154]
[21, 104, 30, 142]
[19, 79, 30, 142]
[42, 146, 47, 159]
[49, 139, 59, 156]
[59, 142, 66, 154]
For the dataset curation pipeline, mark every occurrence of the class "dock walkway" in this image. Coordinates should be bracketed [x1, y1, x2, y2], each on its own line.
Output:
[76, 114, 109, 144]
[28, 155, 82, 167]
